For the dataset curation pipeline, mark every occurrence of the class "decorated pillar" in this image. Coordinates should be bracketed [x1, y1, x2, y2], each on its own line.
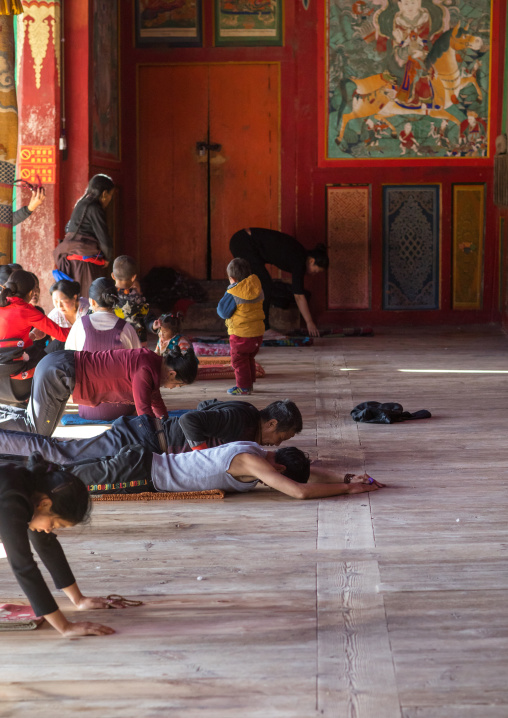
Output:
[0, 5, 22, 264]
[15, 0, 60, 309]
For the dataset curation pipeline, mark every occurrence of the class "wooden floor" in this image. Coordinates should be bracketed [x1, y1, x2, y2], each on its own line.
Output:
[1, 327, 508, 717]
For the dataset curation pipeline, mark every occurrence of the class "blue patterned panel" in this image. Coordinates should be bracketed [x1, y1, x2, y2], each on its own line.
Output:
[383, 185, 440, 310]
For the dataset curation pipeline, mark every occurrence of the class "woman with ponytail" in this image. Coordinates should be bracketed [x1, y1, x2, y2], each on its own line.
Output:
[0, 452, 123, 637]
[54, 174, 115, 298]
[0, 270, 70, 404]
[65, 277, 140, 420]
[0, 345, 199, 436]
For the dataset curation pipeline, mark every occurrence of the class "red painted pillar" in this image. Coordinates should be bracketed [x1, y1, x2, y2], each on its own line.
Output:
[15, 0, 61, 310]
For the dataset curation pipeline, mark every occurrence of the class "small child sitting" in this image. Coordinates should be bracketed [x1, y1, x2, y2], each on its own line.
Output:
[217, 258, 265, 395]
[112, 255, 149, 345]
[153, 311, 191, 356]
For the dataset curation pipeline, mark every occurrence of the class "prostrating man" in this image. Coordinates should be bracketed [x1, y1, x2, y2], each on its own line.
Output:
[0, 399, 303, 464]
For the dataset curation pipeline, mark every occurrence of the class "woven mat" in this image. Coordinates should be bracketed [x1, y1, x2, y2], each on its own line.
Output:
[92, 489, 225, 501]
[0, 604, 44, 631]
[197, 362, 265, 381]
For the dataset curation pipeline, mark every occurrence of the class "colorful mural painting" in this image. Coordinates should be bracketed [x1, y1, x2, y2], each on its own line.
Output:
[214, 1, 282, 46]
[135, 0, 202, 46]
[327, 0, 491, 160]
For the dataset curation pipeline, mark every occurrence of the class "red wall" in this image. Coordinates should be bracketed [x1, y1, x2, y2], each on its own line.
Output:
[65, 1, 506, 327]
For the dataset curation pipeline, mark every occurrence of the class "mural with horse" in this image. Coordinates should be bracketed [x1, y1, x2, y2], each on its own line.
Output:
[327, 0, 490, 159]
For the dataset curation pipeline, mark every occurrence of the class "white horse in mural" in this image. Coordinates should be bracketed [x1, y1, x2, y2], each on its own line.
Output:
[336, 25, 485, 144]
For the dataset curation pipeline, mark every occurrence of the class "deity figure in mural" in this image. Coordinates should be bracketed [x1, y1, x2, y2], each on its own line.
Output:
[374, 0, 448, 106]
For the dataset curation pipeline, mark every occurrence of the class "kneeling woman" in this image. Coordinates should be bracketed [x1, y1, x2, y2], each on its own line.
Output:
[0, 452, 121, 637]
[65, 277, 140, 421]
[0, 346, 198, 436]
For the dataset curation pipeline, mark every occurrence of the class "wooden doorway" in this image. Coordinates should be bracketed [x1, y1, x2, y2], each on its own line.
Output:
[137, 63, 280, 279]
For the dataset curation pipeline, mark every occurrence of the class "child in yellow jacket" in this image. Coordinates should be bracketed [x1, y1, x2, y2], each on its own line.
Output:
[217, 258, 265, 395]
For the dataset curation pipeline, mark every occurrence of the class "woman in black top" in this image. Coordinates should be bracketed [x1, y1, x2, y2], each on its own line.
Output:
[54, 174, 114, 298]
[230, 228, 329, 336]
[0, 452, 123, 637]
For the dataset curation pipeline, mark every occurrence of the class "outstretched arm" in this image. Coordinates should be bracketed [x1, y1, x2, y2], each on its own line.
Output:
[294, 294, 320, 337]
[234, 454, 384, 499]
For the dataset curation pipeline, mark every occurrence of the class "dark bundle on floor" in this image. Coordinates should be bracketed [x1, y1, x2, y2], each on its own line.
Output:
[141, 267, 208, 314]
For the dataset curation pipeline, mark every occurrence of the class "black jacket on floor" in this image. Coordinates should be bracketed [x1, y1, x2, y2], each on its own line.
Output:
[351, 402, 431, 424]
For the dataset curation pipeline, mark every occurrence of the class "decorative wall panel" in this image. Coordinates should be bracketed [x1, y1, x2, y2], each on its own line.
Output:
[452, 184, 485, 309]
[92, 0, 120, 160]
[383, 185, 440, 310]
[327, 186, 370, 309]
[325, 0, 492, 160]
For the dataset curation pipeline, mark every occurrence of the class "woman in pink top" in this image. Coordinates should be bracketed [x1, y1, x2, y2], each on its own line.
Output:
[0, 270, 69, 404]
[0, 346, 199, 436]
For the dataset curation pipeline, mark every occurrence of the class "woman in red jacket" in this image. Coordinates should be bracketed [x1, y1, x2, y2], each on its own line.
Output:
[0, 270, 70, 403]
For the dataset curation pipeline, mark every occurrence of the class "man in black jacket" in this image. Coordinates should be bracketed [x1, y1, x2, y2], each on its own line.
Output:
[0, 398, 303, 465]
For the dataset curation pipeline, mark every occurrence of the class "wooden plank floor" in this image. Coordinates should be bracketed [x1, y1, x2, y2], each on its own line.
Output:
[1, 327, 508, 717]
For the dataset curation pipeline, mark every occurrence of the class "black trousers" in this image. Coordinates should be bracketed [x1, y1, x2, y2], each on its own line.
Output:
[0, 444, 154, 494]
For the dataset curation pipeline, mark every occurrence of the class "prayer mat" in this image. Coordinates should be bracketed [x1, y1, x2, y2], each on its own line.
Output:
[198, 360, 265, 381]
[262, 336, 312, 347]
[92, 489, 225, 501]
[288, 326, 373, 337]
[192, 334, 313, 348]
[0, 604, 43, 631]
[61, 409, 189, 426]
[193, 342, 231, 356]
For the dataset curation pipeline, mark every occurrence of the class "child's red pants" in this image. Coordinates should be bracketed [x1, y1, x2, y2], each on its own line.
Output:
[229, 334, 263, 389]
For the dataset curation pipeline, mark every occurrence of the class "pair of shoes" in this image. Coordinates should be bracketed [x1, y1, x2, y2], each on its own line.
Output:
[227, 386, 252, 395]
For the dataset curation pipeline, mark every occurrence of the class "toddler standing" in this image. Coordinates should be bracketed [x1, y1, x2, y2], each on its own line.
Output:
[217, 258, 265, 395]
[111, 255, 149, 345]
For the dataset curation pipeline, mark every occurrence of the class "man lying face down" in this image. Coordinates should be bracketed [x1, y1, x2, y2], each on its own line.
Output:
[0, 399, 302, 464]
[1, 442, 384, 500]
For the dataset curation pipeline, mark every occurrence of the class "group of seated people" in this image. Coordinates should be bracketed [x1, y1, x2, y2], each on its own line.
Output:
[0, 174, 384, 639]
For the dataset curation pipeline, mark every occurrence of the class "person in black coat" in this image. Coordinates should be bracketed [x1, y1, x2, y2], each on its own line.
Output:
[0, 398, 303, 464]
[0, 453, 127, 637]
[229, 228, 329, 335]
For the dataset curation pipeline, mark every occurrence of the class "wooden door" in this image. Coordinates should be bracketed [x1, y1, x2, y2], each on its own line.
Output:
[209, 64, 280, 278]
[137, 63, 280, 279]
[138, 65, 209, 278]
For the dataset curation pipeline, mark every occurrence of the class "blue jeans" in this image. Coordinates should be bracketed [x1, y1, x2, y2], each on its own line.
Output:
[0, 351, 76, 436]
